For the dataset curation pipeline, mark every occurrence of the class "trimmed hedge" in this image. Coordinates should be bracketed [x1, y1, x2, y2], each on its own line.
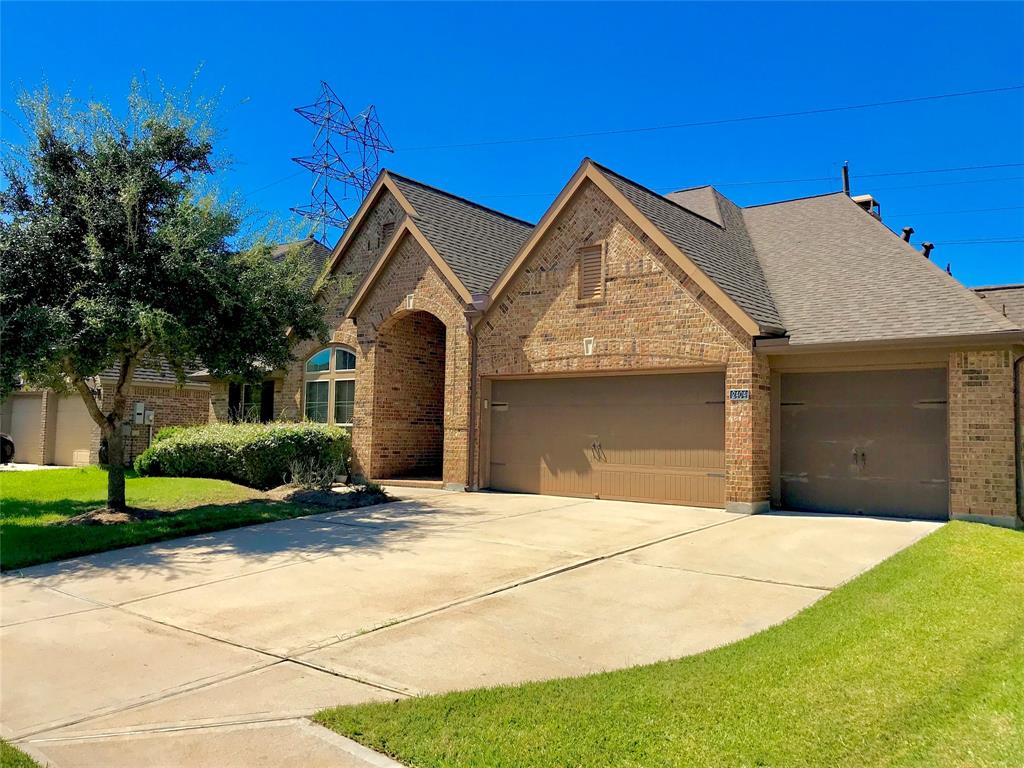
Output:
[134, 422, 350, 489]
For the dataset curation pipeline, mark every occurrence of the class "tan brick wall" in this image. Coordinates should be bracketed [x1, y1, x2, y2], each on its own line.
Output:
[273, 189, 405, 459]
[97, 382, 210, 464]
[948, 348, 1020, 525]
[370, 310, 446, 478]
[474, 179, 767, 507]
[353, 233, 472, 487]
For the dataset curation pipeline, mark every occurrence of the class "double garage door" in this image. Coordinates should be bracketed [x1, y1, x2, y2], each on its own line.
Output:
[489, 373, 726, 507]
[487, 368, 948, 519]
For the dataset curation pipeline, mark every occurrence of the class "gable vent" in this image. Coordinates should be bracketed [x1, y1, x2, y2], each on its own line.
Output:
[578, 243, 606, 301]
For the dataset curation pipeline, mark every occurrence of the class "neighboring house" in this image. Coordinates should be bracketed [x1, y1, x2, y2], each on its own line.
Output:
[1, 361, 209, 466]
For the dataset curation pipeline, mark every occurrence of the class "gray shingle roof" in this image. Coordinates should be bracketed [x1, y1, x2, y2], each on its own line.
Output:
[973, 284, 1024, 328]
[665, 186, 724, 227]
[592, 162, 786, 333]
[743, 193, 1021, 345]
[271, 238, 332, 292]
[388, 173, 533, 295]
[101, 359, 208, 387]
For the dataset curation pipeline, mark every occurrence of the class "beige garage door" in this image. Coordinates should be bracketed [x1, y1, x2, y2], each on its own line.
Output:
[54, 395, 96, 466]
[780, 369, 948, 519]
[7, 394, 43, 464]
[489, 373, 725, 507]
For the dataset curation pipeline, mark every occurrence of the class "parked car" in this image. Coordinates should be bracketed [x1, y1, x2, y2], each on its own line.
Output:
[0, 433, 14, 463]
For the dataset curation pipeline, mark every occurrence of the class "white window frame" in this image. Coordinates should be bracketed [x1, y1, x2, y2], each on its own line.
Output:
[303, 345, 357, 427]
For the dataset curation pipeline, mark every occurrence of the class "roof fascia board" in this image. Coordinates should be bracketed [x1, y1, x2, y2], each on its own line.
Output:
[319, 173, 418, 286]
[345, 219, 473, 319]
[755, 330, 1024, 355]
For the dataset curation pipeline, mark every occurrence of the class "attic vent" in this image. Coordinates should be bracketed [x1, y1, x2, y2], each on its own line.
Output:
[380, 221, 396, 248]
[578, 242, 606, 302]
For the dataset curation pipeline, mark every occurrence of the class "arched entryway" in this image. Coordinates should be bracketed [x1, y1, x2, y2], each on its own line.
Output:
[371, 310, 447, 480]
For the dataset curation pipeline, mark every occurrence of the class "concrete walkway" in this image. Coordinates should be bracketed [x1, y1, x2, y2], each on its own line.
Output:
[1, 488, 942, 767]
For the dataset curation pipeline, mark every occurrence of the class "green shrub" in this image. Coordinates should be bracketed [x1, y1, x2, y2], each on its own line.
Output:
[135, 422, 350, 489]
[152, 425, 186, 443]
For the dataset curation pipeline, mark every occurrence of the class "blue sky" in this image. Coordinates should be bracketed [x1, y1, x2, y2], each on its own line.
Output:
[2, 1, 1022, 286]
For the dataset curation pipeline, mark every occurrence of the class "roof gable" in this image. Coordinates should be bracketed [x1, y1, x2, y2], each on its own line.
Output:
[744, 194, 1021, 346]
[594, 163, 784, 333]
[388, 174, 533, 295]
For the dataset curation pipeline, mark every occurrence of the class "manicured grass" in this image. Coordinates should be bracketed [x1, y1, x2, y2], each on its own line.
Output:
[317, 522, 1024, 768]
[0, 467, 325, 571]
[0, 740, 42, 768]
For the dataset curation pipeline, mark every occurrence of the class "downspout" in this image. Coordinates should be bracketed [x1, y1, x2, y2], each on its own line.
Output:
[1015, 354, 1023, 527]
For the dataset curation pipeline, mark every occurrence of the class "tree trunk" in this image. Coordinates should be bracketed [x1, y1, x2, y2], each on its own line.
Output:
[106, 425, 127, 511]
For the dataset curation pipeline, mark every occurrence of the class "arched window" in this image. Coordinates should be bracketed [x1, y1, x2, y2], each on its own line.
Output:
[304, 345, 356, 427]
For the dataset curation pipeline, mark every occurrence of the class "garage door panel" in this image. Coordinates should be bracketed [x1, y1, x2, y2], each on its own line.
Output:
[780, 370, 948, 519]
[55, 396, 95, 466]
[490, 373, 725, 507]
[9, 395, 43, 464]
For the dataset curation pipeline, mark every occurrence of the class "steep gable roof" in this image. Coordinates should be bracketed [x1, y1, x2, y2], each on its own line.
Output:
[743, 193, 1021, 346]
[388, 173, 533, 295]
[593, 162, 785, 333]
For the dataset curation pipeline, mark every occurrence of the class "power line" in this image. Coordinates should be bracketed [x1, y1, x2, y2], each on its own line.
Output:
[397, 84, 1024, 151]
[868, 175, 1024, 192]
[888, 205, 1024, 217]
[857, 162, 1024, 179]
[937, 237, 1024, 244]
[471, 165, 1024, 200]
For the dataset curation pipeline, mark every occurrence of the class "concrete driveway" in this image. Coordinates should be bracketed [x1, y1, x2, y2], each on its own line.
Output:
[1, 488, 941, 767]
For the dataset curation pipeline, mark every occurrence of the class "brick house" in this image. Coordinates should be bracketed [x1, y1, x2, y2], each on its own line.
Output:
[214, 159, 1024, 528]
[1, 362, 210, 466]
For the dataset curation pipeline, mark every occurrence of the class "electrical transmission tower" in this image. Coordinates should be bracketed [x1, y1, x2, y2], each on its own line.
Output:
[291, 81, 393, 244]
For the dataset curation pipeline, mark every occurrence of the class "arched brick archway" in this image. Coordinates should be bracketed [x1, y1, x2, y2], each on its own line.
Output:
[370, 309, 447, 480]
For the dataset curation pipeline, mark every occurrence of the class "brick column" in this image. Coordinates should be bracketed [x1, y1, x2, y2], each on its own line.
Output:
[725, 351, 771, 514]
[948, 349, 1020, 528]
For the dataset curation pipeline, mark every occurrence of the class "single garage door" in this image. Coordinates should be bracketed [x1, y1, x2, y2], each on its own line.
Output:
[7, 394, 43, 464]
[780, 369, 948, 519]
[489, 372, 725, 507]
[54, 395, 95, 466]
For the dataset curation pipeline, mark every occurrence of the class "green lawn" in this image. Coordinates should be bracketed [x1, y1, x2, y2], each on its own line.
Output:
[0, 740, 42, 768]
[0, 467, 325, 571]
[317, 522, 1024, 768]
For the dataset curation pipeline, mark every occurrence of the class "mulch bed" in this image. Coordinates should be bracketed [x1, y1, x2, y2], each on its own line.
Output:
[266, 484, 389, 509]
[58, 507, 168, 526]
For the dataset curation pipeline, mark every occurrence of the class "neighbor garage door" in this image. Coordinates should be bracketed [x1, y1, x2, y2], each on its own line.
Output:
[780, 369, 948, 519]
[489, 372, 725, 507]
[54, 395, 95, 466]
[7, 394, 43, 464]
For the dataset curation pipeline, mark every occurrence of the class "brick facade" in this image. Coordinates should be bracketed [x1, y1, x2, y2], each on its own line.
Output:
[370, 310, 446, 478]
[352, 234, 472, 487]
[99, 382, 211, 464]
[257, 176, 1020, 526]
[948, 349, 1021, 526]
[473, 179, 770, 510]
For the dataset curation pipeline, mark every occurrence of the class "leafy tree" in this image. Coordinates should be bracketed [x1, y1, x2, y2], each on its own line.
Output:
[0, 82, 328, 510]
